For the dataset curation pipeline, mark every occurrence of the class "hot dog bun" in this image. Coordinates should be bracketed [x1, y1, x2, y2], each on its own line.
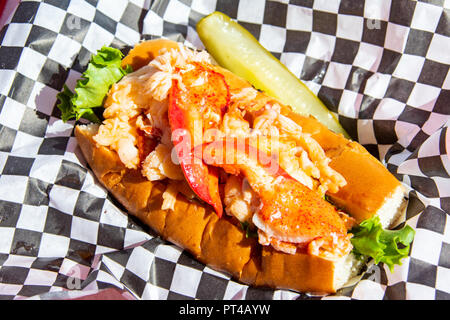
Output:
[75, 123, 363, 293]
[121, 39, 407, 227]
[285, 112, 407, 227]
[74, 39, 407, 293]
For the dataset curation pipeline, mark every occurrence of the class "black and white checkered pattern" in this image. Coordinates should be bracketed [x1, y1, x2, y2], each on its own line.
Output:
[0, 0, 448, 300]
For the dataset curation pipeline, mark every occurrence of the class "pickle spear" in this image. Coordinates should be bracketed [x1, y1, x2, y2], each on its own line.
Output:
[197, 11, 349, 138]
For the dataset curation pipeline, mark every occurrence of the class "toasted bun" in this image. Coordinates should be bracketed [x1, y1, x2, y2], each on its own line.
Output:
[121, 39, 406, 227]
[285, 112, 407, 227]
[75, 123, 363, 293]
[121, 39, 180, 71]
[73, 39, 407, 293]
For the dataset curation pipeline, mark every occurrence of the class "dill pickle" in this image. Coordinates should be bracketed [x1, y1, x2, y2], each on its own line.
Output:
[197, 11, 349, 138]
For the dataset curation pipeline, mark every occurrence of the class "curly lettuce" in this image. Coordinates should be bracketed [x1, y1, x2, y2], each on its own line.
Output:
[351, 216, 415, 272]
[57, 46, 133, 123]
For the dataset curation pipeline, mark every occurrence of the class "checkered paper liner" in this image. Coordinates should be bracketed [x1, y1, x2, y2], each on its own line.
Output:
[0, 0, 448, 300]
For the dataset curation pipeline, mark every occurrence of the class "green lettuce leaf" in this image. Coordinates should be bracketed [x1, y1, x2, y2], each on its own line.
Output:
[57, 46, 132, 123]
[350, 216, 415, 272]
